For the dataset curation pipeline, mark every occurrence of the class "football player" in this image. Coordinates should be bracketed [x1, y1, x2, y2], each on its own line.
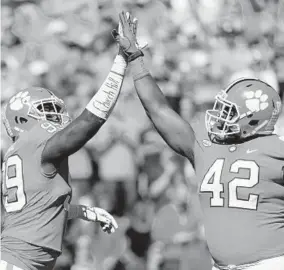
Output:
[0, 45, 128, 269]
[114, 11, 284, 270]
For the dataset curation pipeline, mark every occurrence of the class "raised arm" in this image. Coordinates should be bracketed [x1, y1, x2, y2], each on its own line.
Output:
[132, 60, 195, 162]
[113, 11, 196, 163]
[42, 53, 127, 167]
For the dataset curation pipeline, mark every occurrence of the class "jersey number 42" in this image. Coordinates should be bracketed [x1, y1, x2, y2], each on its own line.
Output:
[200, 159, 259, 210]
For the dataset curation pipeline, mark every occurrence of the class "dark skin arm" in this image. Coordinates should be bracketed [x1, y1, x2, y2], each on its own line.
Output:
[113, 11, 195, 164]
[42, 109, 105, 166]
[40, 48, 127, 168]
[134, 73, 196, 164]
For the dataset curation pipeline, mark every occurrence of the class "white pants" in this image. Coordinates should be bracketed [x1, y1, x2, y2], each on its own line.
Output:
[0, 260, 24, 270]
[212, 255, 284, 270]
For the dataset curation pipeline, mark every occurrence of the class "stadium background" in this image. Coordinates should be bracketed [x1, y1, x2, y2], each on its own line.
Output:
[1, 0, 284, 269]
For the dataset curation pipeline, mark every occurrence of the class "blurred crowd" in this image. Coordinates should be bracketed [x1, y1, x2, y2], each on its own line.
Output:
[1, 0, 284, 269]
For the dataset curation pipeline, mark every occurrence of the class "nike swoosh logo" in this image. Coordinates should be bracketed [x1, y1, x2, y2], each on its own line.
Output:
[246, 149, 258, 154]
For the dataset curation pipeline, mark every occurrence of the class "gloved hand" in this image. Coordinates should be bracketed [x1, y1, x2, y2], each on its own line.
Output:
[112, 11, 147, 62]
[84, 207, 118, 234]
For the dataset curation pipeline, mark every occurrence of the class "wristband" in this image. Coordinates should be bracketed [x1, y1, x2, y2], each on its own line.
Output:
[86, 71, 123, 119]
[131, 56, 150, 81]
[128, 50, 144, 62]
[67, 204, 87, 219]
[112, 54, 127, 75]
[86, 55, 125, 119]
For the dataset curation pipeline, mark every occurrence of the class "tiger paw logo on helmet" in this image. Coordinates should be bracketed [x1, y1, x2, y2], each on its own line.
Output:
[9, 91, 31, 111]
[244, 90, 269, 112]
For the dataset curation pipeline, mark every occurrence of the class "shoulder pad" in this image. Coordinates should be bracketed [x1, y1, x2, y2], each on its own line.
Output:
[29, 121, 61, 146]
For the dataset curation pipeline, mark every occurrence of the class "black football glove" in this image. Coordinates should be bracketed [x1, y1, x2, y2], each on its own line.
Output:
[112, 11, 147, 62]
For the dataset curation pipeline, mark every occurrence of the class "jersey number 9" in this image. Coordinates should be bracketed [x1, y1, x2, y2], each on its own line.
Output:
[2, 155, 26, 212]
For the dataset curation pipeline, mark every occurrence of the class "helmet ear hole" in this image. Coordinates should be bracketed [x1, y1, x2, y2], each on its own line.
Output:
[15, 116, 28, 124]
[248, 120, 259, 126]
[20, 117, 28, 124]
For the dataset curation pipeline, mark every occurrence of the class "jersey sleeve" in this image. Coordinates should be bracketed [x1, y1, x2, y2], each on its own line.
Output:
[191, 113, 209, 148]
[275, 136, 284, 181]
[258, 135, 284, 185]
[190, 113, 213, 170]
